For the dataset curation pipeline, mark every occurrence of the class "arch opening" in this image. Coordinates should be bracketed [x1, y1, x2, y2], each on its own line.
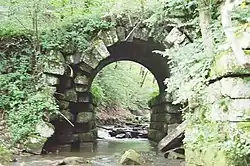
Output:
[91, 61, 159, 129]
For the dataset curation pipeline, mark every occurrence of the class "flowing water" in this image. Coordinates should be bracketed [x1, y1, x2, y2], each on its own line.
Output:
[11, 127, 184, 166]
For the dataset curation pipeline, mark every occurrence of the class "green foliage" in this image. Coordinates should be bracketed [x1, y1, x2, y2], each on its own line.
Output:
[91, 61, 159, 110]
[41, 15, 114, 51]
[0, 144, 12, 163]
[0, 36, 58, 143]
[156, 40, 214, 105]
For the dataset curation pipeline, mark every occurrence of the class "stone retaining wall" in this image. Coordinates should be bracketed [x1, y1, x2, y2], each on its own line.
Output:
[185, 27, 250, 165]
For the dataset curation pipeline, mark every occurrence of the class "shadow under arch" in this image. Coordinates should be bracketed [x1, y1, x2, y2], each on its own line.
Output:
[89, 39, 170, 94]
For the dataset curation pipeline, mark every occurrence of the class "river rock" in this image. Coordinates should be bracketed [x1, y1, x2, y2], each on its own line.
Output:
[24, 135, 47, 155]
[120, 149, 141, 165]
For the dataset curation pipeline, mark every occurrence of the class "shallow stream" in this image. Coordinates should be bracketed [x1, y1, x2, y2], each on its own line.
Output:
[11, 127, 184, 166]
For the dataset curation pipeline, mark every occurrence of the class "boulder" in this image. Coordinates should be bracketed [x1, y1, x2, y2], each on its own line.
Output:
[25, 135, 47, 155]
[120, 149, 141, 165]
[36, 121, 54, 138]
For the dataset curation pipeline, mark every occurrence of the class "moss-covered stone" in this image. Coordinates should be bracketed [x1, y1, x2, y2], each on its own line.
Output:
[209, 51, 250, 80]
[0, 144, 12, 164]
[25, 135, 47, 154]
[186, 146, 229, 166]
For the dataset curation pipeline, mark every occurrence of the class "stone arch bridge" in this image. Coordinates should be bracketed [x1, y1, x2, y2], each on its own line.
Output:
[43, 23, 187, 149]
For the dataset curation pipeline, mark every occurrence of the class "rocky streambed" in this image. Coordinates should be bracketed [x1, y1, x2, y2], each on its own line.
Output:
[7, 126, 184, 166]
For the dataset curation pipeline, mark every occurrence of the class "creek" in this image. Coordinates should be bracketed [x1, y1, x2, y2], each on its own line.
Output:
[12, 127, 184, 166]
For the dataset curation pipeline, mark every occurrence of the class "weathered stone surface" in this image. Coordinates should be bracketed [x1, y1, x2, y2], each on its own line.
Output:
[74, 121, 96, 133]
[78, 93, 91, 103]
[237, 26, 250, 49]
[150, 122, 168, 133]
[120, 149, 141, 165]
[220, 77, 250, 99]
[93, 40, 110, 58]
[77, 112, 94, 123]
[116, 26, 126, 41]
[45, 74, 60, 86]
[98, 28, 119, 46]
[79, 62, 93, 73]
[59, 110, 73, 121]
[25, 135, 47, 154]
[74, 75, 89, 85]
[64, 89, 77, 102]
[209, 52, 250, 79]
[58, 100, 70, 110]
[186, 146, 228, 166]
[210, 99, 250, 121]
[148, 129, 165, 142]
[36, 121, 54, 138]
[164, 28, 185, 45]
[44, 61, 65, 75]
[168, 123, 179, 134]
[158, 121, 186, 152]
[78, 129, 97, 142]
[65, 52, 82, 65]
[81, 51, 100, 69]
[134, 28, 149, 41]
[75, 85, 88, 92]
[151, 113, 181, 124]
[151, 103, 180, 114]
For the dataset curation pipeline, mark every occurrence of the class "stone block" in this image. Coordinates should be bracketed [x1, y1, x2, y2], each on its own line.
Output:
[78, 62, 93, 74]
[58, 100, 70, 110]
[65, 52, 82, 65]
[210, 98, 250, 121]
[220, 77, 250, 99]
[116, 26, 126, 41]
[98, 28, 119, 46]
[70, 103, 95, 113]
[93, 40, 110, 58]
[148, 129, 157, 141]
[45, 74, 60, 86]
[151, 113, 181, 124]
[81, 51, 99, 69]
[164, 27, 185, 45]
[209, 52, 250, 79]
[78, 129, 97, 142]
[74, 75, 89, 85]
[59, 110, 73, 121]
[74, 121, 96, 133]
[75, 85, 88, 92]
[78, 93, 91, 103]
[44, 61, 65, 76]
[151, 103, 180, 114]
[134, 28, 149, 41]
[76, 112, 94, 123]
[63, 89, 77, 102]
[150, 122, 168, 133]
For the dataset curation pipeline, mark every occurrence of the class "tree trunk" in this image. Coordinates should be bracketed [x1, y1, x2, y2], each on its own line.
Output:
[198, 0, 214, 57]
[221, 0, 250, 68]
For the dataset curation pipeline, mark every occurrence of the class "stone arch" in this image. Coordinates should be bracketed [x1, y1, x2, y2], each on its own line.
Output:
[43, 25, 185, 150]
[89, 39, 170, 93]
